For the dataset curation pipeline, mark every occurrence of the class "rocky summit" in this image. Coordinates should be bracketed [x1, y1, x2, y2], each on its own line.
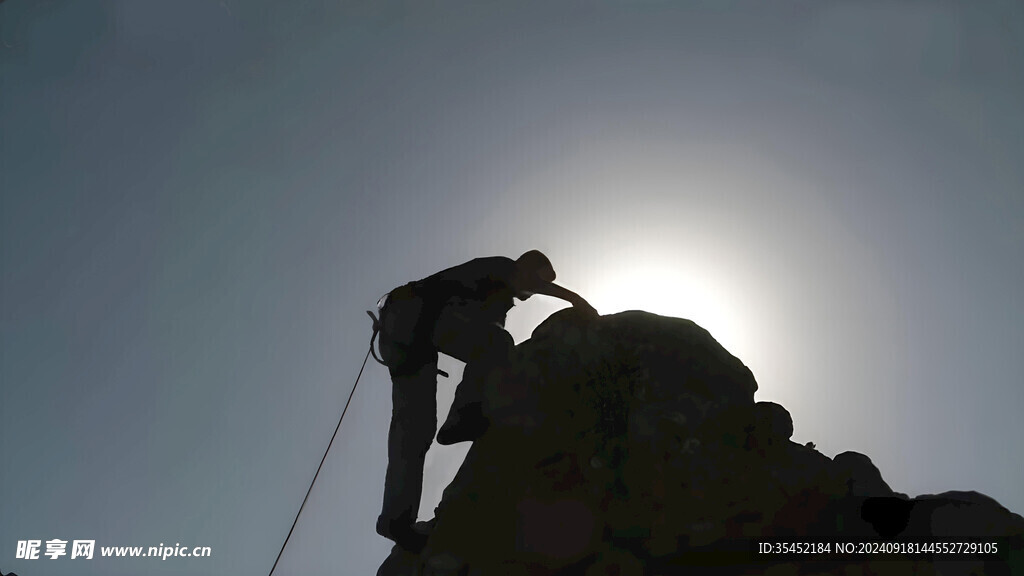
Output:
[378, 310, 1024, 576]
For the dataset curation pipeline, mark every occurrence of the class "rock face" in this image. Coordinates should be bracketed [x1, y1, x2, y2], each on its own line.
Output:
[378, 310, 1024, 575]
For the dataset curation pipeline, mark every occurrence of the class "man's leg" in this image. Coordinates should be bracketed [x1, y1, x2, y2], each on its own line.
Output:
[431, 308, 514, 445]
[375, 292, 438, 551]
[377, 358, 437, 551]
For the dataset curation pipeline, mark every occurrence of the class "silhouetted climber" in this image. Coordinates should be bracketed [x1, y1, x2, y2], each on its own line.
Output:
[374, 250, 598, 552]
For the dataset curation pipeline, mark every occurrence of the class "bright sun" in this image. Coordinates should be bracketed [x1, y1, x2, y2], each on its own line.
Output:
[585, 261, 745, 354]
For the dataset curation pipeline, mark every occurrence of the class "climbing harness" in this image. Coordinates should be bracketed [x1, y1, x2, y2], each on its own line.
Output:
[367, 292, 448, 378]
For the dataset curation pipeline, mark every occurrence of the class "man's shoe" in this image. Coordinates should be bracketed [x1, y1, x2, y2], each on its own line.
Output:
[436, 402, 489, 446]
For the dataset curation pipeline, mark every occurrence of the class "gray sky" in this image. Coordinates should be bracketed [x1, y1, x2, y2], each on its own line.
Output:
[2, 1, 1022, 575]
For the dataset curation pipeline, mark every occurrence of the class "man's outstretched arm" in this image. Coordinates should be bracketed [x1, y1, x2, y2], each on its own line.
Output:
[527, 282, 599, 317]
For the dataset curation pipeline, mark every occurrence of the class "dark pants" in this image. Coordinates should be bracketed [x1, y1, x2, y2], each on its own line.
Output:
[377, 288, 514, 528]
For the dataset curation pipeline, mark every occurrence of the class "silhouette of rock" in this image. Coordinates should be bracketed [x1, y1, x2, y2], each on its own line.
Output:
[834, 450, 899, 498]
[378, 310, 1024, 575]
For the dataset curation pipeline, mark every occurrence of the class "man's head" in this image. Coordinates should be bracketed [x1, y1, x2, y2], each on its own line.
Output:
[514, 250, 555, 299]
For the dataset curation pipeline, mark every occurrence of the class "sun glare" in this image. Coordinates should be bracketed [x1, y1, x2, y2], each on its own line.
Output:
[586, 261, 745, 353]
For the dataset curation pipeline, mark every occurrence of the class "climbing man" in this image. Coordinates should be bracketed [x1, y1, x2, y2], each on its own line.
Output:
[373, 250, 598, 552]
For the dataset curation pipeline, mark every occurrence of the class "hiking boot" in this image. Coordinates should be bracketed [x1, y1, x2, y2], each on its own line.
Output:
[376, 516, 429, 553]
[436, 402, 489, 445]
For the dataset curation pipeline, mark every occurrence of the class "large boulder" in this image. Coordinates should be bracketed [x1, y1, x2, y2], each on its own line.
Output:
[378, 310, 1024, 575]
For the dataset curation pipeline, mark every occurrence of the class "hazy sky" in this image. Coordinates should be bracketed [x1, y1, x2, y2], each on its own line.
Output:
[2, 1, 1022, 575]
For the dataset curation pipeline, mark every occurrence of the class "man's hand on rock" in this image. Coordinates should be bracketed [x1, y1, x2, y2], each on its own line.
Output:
[573, 299, 600, 318]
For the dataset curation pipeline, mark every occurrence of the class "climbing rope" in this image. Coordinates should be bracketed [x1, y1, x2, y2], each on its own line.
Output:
[366, 309, 388, 367]
[267, 345, 372, 576]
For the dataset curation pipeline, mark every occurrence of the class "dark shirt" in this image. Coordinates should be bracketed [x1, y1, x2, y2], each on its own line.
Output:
[412, 256, 519, 326]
